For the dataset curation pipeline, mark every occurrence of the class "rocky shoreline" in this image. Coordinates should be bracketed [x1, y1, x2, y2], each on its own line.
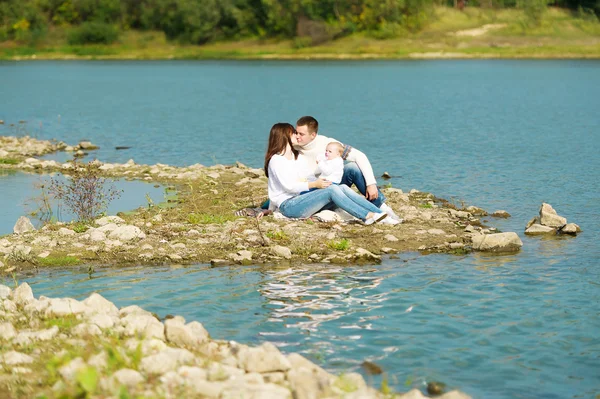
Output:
[0, 282, 471, 398]
[0, 135, 527, 272]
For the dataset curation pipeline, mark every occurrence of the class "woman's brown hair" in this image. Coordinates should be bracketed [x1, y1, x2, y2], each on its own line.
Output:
[264, 123, 298, 177]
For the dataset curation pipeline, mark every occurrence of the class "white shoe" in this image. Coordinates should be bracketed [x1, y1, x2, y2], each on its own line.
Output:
[380, 217, 402, 225]
[365, 213, 387, 225]
[380, 203, 401, 221]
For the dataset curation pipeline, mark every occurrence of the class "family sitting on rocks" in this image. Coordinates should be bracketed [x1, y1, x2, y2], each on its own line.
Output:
[258, 116, 402, 225]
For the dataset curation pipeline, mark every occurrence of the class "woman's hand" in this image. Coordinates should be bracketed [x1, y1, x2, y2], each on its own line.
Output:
[309, 178, 332, 189]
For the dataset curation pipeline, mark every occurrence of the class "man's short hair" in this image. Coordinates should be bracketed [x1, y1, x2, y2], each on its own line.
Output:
[296, 116, 318, 134]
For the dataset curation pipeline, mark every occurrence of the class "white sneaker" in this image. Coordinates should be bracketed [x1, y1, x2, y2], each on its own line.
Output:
[380, 203, 401, 221]
[365, 213, 387, 225]
[380, 217, 402, 225]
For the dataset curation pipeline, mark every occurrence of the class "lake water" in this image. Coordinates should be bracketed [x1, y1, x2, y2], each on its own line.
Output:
[1, 60, 599, 398]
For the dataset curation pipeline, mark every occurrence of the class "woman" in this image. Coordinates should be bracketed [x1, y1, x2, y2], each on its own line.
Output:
[264, 123, 388, 225]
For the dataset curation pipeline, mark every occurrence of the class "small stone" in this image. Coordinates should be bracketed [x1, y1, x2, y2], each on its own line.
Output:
[384, 234, 398, 242]
[381, 172, 391, 179]
[525, 224, 556, 235]
[559, 223, 581, 235]
[491, 210, 511, 218]
[271, 245, 292, 259]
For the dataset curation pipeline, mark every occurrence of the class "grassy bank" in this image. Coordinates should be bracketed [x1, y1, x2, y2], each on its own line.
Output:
[1, 7, 599, 60]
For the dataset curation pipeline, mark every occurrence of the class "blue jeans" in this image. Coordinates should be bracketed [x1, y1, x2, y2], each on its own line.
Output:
[279, 184, 382, 220]
[261, 162, 384, 210]
[341, 162, 385, 208]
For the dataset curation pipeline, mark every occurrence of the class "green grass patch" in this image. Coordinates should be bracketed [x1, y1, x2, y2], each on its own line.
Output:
[327, 238, 350, 251]
[70, 222, 89, 233]
[44, 315, 81, 331]
[0, 158, 19, 165]
[266, 230, 289, 241]
[419, 203, 434, 209]
[37, 255, 82, 267]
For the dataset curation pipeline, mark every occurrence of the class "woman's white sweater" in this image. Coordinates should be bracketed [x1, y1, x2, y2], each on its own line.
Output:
[267, 154, 315, 208]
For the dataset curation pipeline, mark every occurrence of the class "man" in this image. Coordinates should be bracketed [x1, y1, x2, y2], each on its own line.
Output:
[292, 116, 401, 223]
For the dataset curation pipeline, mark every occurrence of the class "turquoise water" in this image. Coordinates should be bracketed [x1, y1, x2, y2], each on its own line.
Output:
[1, 60, 599, 398]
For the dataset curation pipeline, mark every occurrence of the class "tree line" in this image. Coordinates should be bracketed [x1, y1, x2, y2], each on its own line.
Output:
[1, 0, 598, 45]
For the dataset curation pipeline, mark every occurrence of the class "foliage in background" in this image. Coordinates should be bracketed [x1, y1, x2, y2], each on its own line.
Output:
[47, 161, 122, 223]
[0, 0, 597, 46]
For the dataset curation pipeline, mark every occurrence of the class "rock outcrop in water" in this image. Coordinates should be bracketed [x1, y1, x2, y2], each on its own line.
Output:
[0, 135, 526, 271]
[525, 203, 581, 236]
[0, 282, 471, 399]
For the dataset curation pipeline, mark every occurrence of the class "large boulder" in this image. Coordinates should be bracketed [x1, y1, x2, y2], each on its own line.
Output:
[539, 203, 567, 227]
[13, 216, 35, 235]
[471, 232, 523, 252]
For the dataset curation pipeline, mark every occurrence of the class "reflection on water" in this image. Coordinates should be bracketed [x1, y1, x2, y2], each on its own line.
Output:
[261, 266, 384, 333]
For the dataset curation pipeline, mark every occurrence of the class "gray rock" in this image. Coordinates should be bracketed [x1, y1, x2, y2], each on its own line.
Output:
[88, 229, 106, 242]
[165, 318, 209, 349]
[525, 224, 556, 235]
[271, 245, 292, 259]
[111, 368, 144, 389]
[560, 223, 582, 235]
[354, 248, 381, 262]
[0, 322, 17, 340]
[13, 283, 34, 306]
[82, 292, 119, 316]
[0, 284, 12, 299]
[72, 323, 102, 336]
[221, 383, 292, 399]
[13, 216, 35, 235]
[108, 225, 146, 241]
[45, 298, 88, 317]
[491, 210, 511, 218]
[140, 347, 195, 375]
[466, 206, 487, 216]
[121, 313, 165, 340]
[237, 342, 291, 373]
[230, 250, 252, 264]
[78, 141, 98, 150]
[2, 351, 34, 365]
[286, 353, 335, 399]
[526, 216, 540, 228]
[539, 203, 567, 227]
[384, 234, 398, 242]
[207, 362, 245, 381]
[471, 232, 523, 252]
[96, 223, 119, 233]
[14, 326, 59, 345]
[57, 227, 76, 236]
[88, 314, 115, 329]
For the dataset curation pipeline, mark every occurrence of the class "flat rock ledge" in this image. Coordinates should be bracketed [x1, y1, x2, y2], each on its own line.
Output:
[1, 135, 517, 270]
[525, 203, 581, 236]
[0, 282, 471, 399]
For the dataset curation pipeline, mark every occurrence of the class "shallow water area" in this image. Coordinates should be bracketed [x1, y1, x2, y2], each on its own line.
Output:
[0, 171, 165, 235]
[1, 59, 600, 398]
[10, 242, 599, 399]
